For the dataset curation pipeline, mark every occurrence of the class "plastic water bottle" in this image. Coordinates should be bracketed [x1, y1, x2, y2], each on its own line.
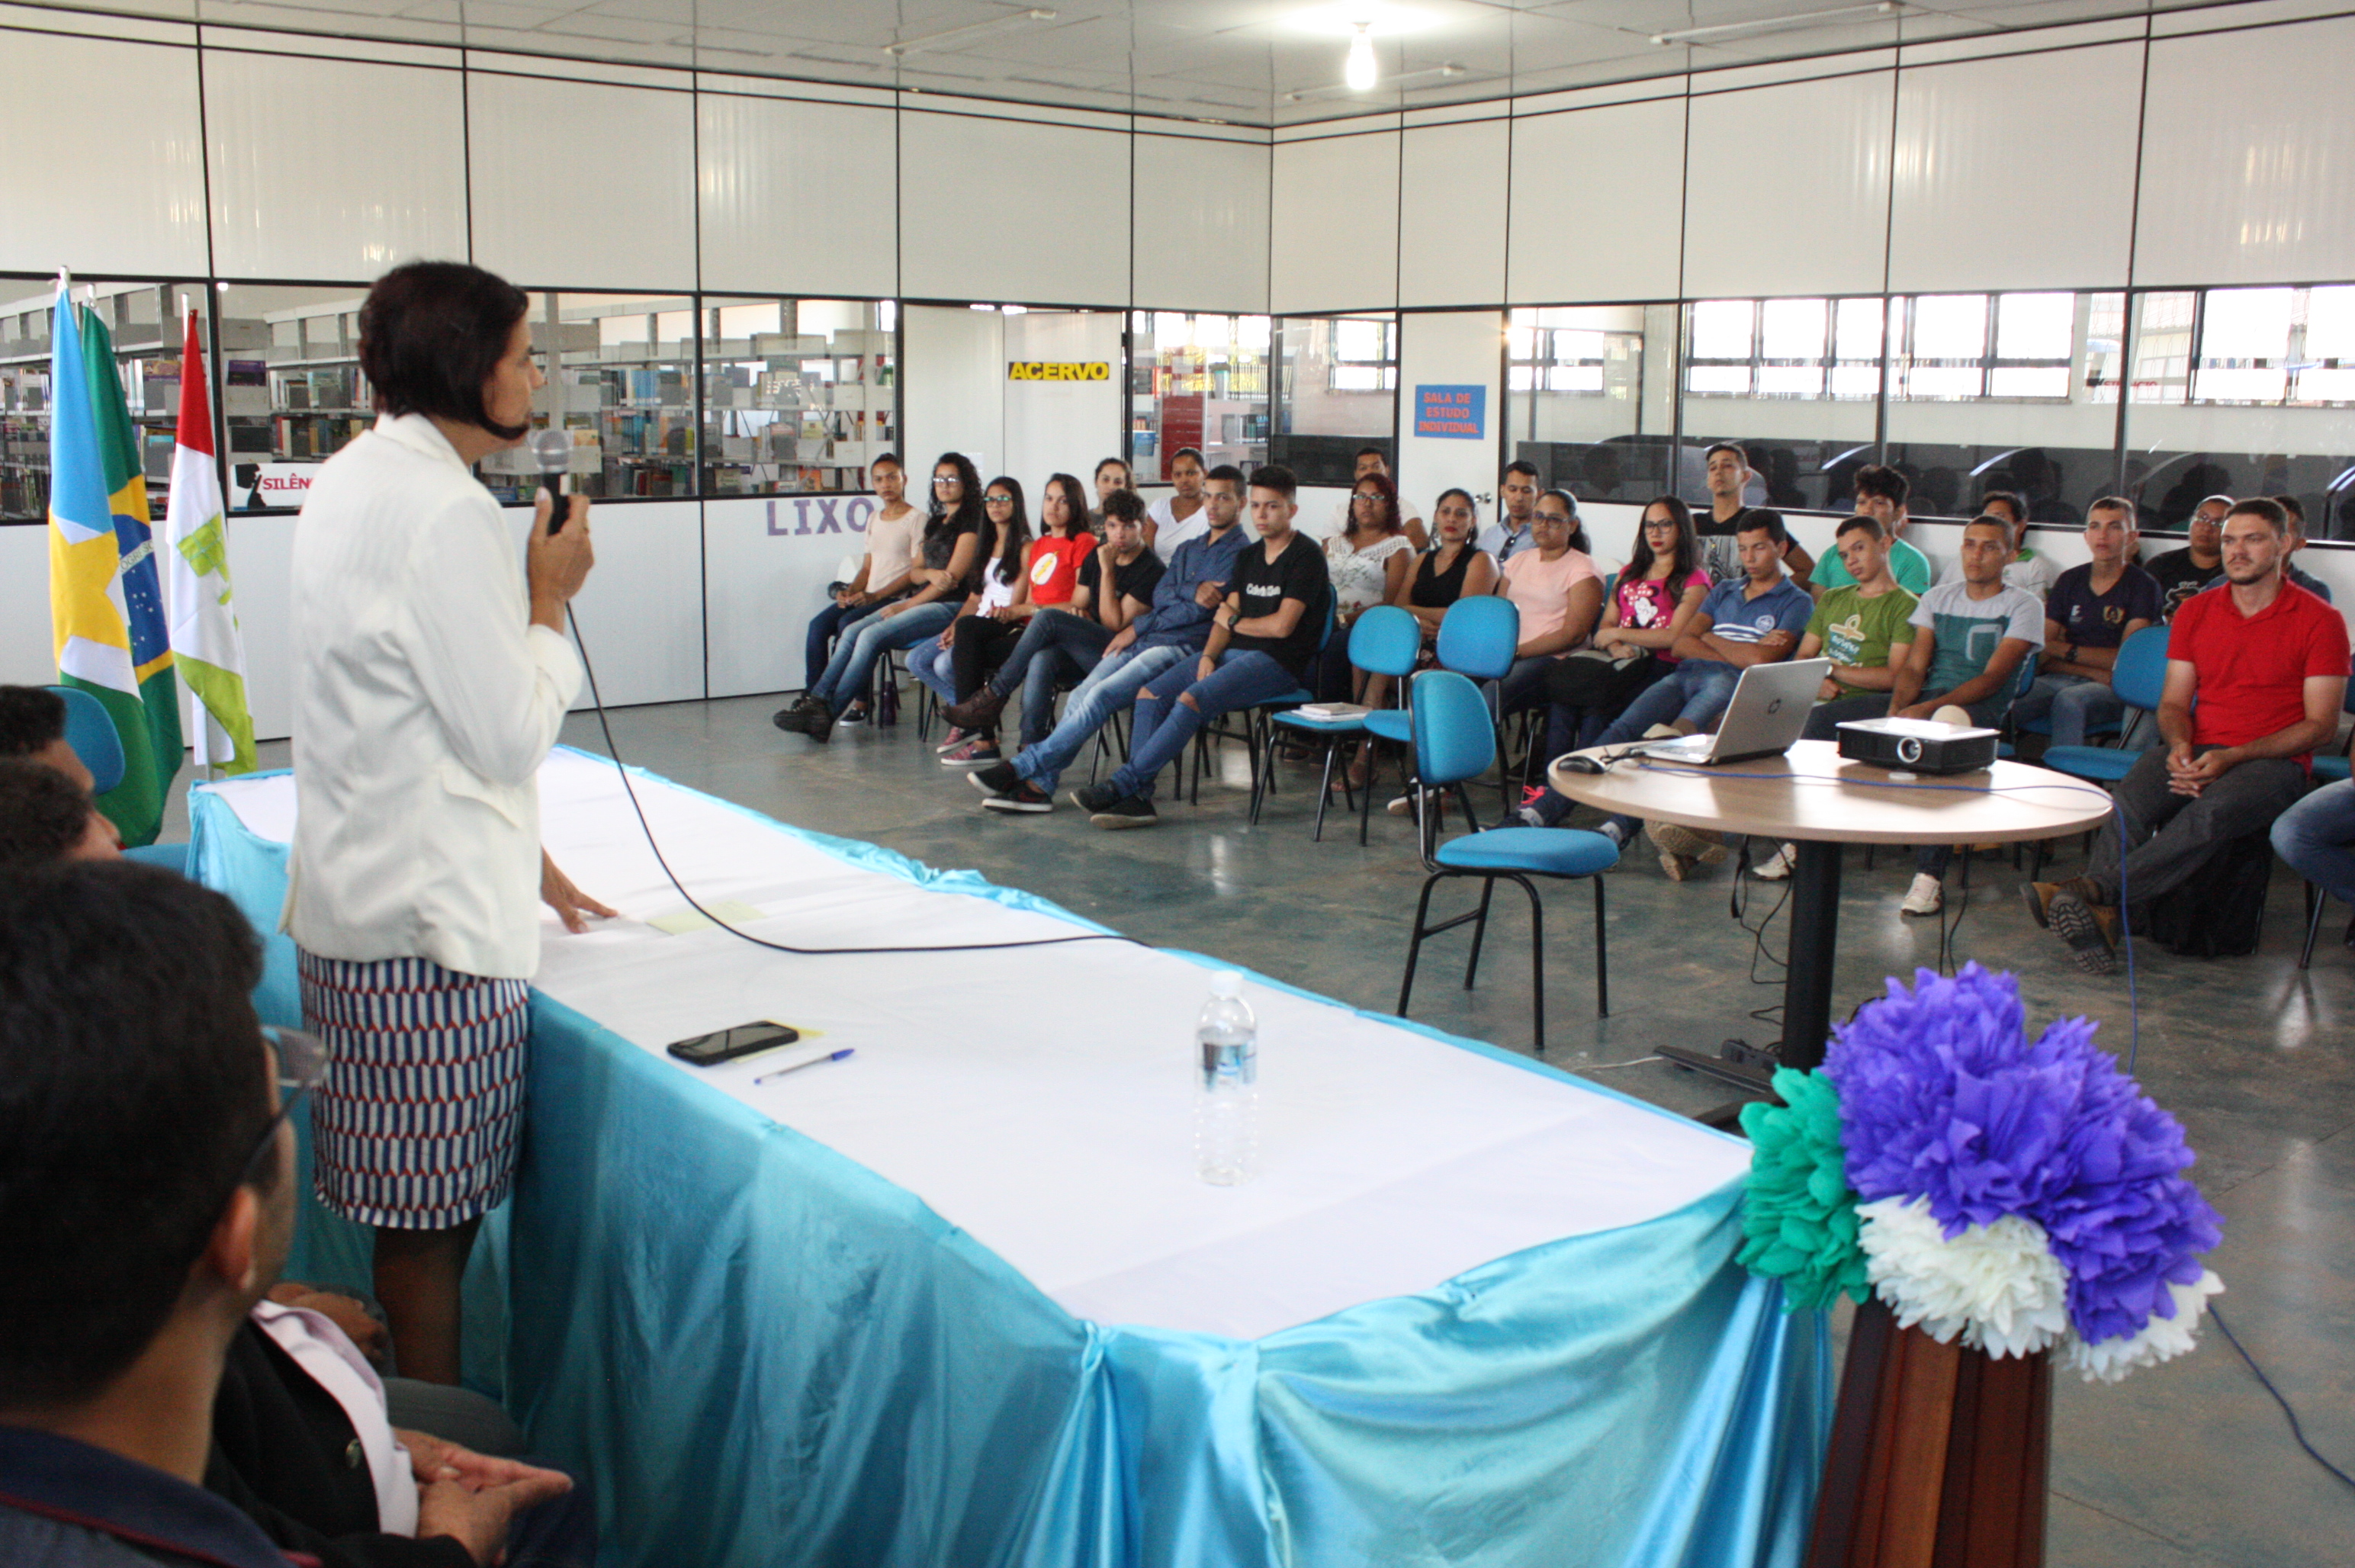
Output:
[1194, 971, 1259, 1186]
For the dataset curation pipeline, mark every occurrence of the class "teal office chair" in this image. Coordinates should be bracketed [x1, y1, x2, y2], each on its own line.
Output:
[2296, 678, 2355, 969]
[1396, 670, 1617, 1056]
[2038, 626, 2172, 784]
[1365, 595, 1520, 839]
[1264, 605, 1420, 840]
[47, 684, 124, 793]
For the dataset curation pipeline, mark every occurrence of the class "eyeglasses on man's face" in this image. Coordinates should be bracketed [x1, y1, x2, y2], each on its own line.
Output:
[235, 1025, 330, 1187]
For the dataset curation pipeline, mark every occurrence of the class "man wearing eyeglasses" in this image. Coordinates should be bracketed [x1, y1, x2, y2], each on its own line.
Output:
[0, 864, 583, 1567]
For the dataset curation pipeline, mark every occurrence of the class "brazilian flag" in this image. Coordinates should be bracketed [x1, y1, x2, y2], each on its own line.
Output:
[47, 292, 181, 847]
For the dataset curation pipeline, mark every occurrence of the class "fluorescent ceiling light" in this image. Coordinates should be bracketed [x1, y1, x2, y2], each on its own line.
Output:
[1650, 2, 1900, 46]
[885, 7, 1056, 56]
[1287, 62, 1467, 101]
[1345, 24, 1377, 90]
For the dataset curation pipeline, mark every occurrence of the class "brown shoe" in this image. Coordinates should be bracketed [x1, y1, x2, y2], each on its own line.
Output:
[2045, 892, 2117, 975]
[943, 686, 1010, 733]
[2020, 877, 2100, 929]
[1648, 820, 1728, 866]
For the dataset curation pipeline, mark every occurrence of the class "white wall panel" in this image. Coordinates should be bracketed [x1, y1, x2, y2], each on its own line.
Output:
[703, 496, 876, 699]
[207, 51, 467, 280]
[1271, 131, 1399, 313]
[2138, 16, 2355, 286]
[897, 112, 1130, 305]
[1508, 97, 1686, 304]
[1002, 312, 1124, 482]
[901, 304, 1005, 477]
[1399, 120, 1508, 307]
[547, 502, 705, 708]
[1682, 72, 1894, 299]
[224, 512, 297, 744]
[0, 527, 53, 688]
[468, 74, 696, 289]
[1396, 310, 1505, 522]
[1889, 44, 2140, 292]
[1133, 135, 1270, 313]
[0, 31, 206, 275]
[699, 94, 897, 297]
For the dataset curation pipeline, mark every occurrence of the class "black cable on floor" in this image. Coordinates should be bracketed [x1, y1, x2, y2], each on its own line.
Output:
[2209, 1303, 2355, 1492]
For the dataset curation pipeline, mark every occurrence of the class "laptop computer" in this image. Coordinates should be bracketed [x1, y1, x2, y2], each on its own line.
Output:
[1619, 657, 1833, 766]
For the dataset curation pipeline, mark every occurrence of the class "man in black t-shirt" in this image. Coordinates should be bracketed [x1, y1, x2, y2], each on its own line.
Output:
[1695, 442, 1815, 590]
[2018, 496, 2164, 747]
[2143, 493, 2228, 620]
[1072, 466, 1330, 828]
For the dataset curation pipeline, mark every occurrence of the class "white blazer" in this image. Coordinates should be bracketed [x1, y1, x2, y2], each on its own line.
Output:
[283, 414, 583, 980]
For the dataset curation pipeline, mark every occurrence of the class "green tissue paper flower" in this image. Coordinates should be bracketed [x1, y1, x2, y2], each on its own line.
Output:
[1737, 1067, 1870, 1311]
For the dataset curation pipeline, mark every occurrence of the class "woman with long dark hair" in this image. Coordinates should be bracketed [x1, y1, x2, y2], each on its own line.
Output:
[778, 451, 984, 743]
[286, 260, 609, 1382]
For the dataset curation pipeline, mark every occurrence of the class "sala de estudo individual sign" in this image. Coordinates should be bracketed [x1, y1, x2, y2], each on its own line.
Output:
[1007, 361, 1112, 382]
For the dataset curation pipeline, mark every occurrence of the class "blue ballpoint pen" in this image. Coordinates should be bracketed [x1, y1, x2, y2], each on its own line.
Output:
[753, 1047, 855, 1085]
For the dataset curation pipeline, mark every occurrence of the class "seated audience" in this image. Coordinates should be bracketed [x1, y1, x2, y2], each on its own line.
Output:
[797, 454, 919, 698]
[969, 468, 1251, 814]
[1535, 497, 1710, 768]
[779, 452, 985, 742]
[944, 487, 1161, 753]
[1330, 446, 1428, 549]
[1892, 516, 2048, 914]
[2273, 779, 2355, 952]
[1068, 467, 1331, 829]
[0, 863, 586, 1567]
[1479, 461, 1541, 561]
[927, 478, 1084, 770]
[1146, 448, 1209, 558]
[1814, 465, 1931, 594]
[1317, 470, 1416, 704]
[2025, 500, 2349, 974]
[1695, 443, 1814, 590]
[1753, 518, 1919, 881]
[2015, 497, 2163, 747]
[1944, 489, 2056, 600]
[0, 757, 120, 870]
[1090, 456, 1133, 526]
[1495, 498, 1605, 719]
[2201, 493, 2335, 603]
[2145, 494, 2228, 619]
[1367, 488, 1497, 788]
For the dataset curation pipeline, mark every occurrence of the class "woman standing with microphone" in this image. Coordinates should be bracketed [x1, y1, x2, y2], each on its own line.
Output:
[286, 261, 609, 1383]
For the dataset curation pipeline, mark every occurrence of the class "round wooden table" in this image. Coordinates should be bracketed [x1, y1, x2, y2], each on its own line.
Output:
[1547, 740, 2112, 1081]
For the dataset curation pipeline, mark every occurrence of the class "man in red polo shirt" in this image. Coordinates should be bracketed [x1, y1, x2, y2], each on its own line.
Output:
[2023, 497, 2349, 974]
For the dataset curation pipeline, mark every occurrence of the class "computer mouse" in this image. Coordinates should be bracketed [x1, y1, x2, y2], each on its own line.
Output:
[1561, 754, 1605, 775]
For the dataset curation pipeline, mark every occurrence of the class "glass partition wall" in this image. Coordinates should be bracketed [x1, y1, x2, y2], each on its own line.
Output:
[1130, 310, 1269, 478]
[1271, 313, 1397, 486]
[1505, 304, 1678, 502]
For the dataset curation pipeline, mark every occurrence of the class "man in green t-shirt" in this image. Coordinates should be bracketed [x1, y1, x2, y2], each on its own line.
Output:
[1813, 464, 1931, 594]
[1755, 516, 1920, 880]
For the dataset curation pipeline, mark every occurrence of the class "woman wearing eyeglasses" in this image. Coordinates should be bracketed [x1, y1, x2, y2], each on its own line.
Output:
[1535, 496, 1710, 758]
[1316, 470, 1417, 705]
[779, 451, 985, 743]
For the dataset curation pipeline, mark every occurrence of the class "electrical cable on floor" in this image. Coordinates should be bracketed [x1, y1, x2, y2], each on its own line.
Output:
[2209, 1303, 2355, 1492]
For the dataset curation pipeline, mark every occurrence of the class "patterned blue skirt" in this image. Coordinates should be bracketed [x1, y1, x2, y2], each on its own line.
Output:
[297, 949, 532, 1230]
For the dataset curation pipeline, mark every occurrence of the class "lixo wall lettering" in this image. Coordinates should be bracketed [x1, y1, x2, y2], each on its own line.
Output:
[1006, 361, 1112, 382]
[766, 496, 877, 536]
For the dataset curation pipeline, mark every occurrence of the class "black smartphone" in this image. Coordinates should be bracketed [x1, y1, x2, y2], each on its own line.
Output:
[666, 1020, 801, 1067]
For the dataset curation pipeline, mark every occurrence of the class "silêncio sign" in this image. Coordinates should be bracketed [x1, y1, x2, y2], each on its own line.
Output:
[1006, 361, 1112, 382]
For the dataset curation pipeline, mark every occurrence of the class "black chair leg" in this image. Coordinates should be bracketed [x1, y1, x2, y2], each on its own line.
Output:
[1309, 740, 1341, 840]
[2302, 882, 2330, 970]
[1505, 872, 1546, 1057]
[1463, 878, 1498, 990]
[1592, 875, 1609, 1019]
[1399, 874, 1441, 1017]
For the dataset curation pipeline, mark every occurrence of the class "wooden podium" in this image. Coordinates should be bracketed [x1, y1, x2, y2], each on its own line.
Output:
[1807, 1299, 2053, 1568]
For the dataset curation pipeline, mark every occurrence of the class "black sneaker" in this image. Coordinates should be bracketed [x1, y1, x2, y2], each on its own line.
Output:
[772, 705, 810, 733]
[969, 760, 1023, 798]
[1068, 782, 1122, 815]
[802, 701, 836, 744]
[1091, 795, 1158, 830]
[982, 782, 1054, 815]
[834, 702, 869, 728]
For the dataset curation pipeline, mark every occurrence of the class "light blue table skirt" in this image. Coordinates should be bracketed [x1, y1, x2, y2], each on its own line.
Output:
[190, 762, 1830, 1568]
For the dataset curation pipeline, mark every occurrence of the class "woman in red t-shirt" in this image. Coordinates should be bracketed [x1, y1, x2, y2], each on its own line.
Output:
[938, 473, 1094, 766]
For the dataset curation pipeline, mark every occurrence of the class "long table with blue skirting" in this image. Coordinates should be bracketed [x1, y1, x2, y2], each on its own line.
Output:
[190, 747, 1830, 1568]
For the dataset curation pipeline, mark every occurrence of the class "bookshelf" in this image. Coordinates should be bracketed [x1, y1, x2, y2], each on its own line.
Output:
[1, 281, 203, 522]
[699, 299, 898, 497]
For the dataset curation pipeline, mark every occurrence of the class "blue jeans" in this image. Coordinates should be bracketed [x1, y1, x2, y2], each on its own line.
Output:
[2273, 779, 2355, 904]
[908, 634, 956, 706]
[1012, 642, 1194, 794]
[804, 598, 886, 689]
[1498, 654, 1555, 715]
[1107, 650, 1301, 803]
[991, 612, 1117, 748]
[810, 601, 956, 708]
[2016, 672, 2135, 750]
[1532, 664, 1743, 828]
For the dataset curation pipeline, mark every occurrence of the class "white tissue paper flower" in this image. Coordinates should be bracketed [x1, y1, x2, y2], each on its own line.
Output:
[1858, 1195, 2072, 1359]
[2062, 1270, 2225, 1384]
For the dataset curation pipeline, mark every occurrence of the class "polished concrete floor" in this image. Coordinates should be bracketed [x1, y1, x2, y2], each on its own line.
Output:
[182, 693, 2352, 1564]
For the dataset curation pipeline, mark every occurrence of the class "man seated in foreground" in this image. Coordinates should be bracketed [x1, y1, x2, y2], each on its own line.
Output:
[2025, 500, 2349, 974]
[1069, 466, 1331, 830]
[0, 863, 586, 1567]
[1891, 516, 2046, 916]
[969, 467, 1251, 814]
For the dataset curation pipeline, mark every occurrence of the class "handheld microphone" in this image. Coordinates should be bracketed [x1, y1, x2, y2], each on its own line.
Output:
[529, 427, 573, 534]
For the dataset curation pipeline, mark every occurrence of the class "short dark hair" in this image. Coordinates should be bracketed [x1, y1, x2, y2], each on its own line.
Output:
[1836, 514, 1885, 542]
[1354, 445, 1389, 465]
[1095, 456, 1132, 480]
[2228, 497, 2289, 535]
[1977, 490, 2026, 525]
[869, 451, 903, 474]
[0, 686, 66, 760]
[2087, 495, 2135, 525]
[358, 262, 532, 442]
[1100, 487, 1146, 524]
[1171, 447, 1206, 469]
[1734, 509, 1790, 548]
[1249, 464, 1299, 502]
[0, 760, 97, 872]
[1503, 460, 1541, 483]
[1203, 464, 1245, 490]
[1965, 514, 2013, 539]
[0, 863, 272, 1409]
[2273, 493, 2306, 528]
[1704, 442, 1749, 467]
[1854, 464, 1910, 508]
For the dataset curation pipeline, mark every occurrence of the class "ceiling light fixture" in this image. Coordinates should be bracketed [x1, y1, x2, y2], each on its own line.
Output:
[1287, 61, 1467, 102]
[885, 7, 1056, 57]
[1345, 22, 1377, 90]
[1649, 1, 1900, 47]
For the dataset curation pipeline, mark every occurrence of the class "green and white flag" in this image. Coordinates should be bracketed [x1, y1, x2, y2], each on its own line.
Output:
[162, 306, 255, 773]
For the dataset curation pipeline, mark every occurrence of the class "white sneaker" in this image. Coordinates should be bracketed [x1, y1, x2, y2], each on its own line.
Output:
[1901, 872, 1945, 915]
[1512, 805, 1545, 827]
[1387, 789, 1436, 818]
[1753, 842, 1798, 881]
[1598, 818, 1632, 850]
